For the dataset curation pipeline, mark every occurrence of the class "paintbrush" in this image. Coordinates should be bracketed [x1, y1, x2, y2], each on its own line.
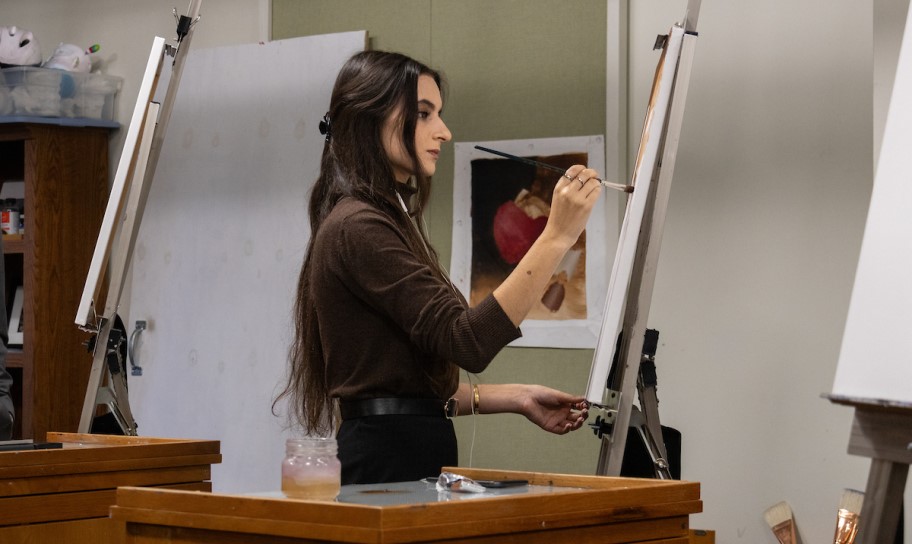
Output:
[474, 145, 634, 193]
[833, 489, 864, 544]
[764, 501, 797, 544]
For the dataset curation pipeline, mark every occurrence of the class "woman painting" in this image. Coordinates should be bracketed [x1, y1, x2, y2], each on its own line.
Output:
[277, 50, 603, 485]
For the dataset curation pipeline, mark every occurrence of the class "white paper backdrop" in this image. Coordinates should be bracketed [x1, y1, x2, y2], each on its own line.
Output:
[126, 31, 366, 493]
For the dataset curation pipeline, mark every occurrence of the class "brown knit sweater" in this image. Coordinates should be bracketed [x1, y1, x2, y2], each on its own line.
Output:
[312, 197, 521, 401]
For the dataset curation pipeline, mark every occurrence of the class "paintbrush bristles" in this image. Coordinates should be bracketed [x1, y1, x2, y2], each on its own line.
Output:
[601, 179, 635, 193]
[839, 488, 864, 514]
[764, 501, 797, 544]
[764, 501, 793, 526]
[833, 489, 864, 544]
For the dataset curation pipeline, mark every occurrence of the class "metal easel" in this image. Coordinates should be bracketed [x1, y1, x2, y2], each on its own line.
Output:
[75, 2, 203, 435]
[589, 0, 701, 478]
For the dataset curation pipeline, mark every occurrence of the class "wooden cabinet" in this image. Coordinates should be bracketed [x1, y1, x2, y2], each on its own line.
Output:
[0, 432, 221, 544]
[0, 122, 111, 440]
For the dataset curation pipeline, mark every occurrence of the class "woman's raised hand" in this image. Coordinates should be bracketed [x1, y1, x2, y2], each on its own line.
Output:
[542, 165, 603, 250]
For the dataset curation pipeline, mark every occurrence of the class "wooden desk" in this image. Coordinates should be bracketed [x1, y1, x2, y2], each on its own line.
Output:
[112, 467, 701, 543]
[0, 432, 221, 544]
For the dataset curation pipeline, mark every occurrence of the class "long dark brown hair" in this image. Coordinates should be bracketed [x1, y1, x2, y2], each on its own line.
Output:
[274, 50, 453, 435]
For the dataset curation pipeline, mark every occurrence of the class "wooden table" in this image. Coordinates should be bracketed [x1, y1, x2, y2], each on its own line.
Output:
[0, 432, 221, 544]
[112, 467, 701, 543]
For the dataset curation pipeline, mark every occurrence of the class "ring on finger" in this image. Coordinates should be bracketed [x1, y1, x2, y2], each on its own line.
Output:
[577, 177, 587, 187]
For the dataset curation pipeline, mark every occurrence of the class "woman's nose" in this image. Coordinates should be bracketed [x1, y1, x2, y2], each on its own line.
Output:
[436, 119, 452, 142]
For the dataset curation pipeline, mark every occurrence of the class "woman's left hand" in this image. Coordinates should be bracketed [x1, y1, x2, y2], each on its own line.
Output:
[520, 384, 590, 435]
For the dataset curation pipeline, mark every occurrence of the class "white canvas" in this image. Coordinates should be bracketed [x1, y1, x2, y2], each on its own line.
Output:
[77, 37, 166, 328]
[585, 26, 685, 404]
[832, 4, 912, 405]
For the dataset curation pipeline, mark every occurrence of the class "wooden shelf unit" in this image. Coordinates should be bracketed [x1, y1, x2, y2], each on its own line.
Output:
[0, 122, 111, 440]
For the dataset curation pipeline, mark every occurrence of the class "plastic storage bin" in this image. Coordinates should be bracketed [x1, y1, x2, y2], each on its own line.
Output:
[0, 66, 122, 121]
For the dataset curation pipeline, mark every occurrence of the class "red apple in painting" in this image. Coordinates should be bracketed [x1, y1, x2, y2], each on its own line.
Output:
[493, 200, 548, 265]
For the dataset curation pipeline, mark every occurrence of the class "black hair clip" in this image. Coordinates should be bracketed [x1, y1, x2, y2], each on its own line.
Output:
[318, 112, 332, 142]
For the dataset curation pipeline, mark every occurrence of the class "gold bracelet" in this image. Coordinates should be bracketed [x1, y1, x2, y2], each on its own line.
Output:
[472, 384, 480, 414]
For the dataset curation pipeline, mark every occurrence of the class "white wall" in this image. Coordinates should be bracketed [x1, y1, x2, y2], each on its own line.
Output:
[875, 0, 912, 159]
[1, 0, 267, 162]
[630, 1, 910, 541]
[3, 0, 910, 540]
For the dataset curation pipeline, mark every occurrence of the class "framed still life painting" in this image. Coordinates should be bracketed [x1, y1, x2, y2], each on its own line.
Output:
[451, 135, 618, 349]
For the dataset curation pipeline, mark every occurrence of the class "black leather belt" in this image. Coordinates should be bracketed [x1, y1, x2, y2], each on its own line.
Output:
[340, 398, 458, 420]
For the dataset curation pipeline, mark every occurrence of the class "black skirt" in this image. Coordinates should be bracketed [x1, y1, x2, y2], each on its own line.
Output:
[337, 414, 457, 485]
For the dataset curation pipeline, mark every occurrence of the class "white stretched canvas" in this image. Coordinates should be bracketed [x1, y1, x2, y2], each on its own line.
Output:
[585, 26, 685, 404]
[832, 4, 912, 405]
[76, 37, 166, 328]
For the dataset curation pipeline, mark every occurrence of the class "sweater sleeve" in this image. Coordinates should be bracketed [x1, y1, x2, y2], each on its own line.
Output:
[336, 208, 520, 373]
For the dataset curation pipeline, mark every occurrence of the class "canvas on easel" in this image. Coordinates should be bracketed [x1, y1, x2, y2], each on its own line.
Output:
[829, 3, 912, 541]
[75, 0, 201, 435]
[585, 1, 700, 477]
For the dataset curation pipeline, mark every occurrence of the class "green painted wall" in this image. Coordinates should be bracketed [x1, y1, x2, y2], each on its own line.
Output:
[273, 0, 607, 474]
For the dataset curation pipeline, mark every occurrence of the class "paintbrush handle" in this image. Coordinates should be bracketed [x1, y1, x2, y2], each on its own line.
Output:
[474, 145, 633, 193]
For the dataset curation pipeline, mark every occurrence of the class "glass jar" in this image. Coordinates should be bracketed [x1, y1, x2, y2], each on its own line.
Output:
[281, 437, 341, 501]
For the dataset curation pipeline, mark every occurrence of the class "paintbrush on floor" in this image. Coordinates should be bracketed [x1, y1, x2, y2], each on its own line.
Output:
[833, 488, 864, 544]
[764, 501, 797, 544]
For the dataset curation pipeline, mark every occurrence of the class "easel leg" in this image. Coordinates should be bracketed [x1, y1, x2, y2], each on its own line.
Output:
[858, 459, 907, 544]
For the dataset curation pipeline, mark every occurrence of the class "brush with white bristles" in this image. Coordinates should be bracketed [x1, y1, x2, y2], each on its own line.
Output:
[764, 501, 797, 544]
[834, 489, 864, 544]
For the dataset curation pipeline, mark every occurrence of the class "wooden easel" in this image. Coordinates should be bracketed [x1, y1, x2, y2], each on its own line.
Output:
[829, 396, 910, 543]
[75, 1, 203, 435]
[587, 0, 701, 477]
